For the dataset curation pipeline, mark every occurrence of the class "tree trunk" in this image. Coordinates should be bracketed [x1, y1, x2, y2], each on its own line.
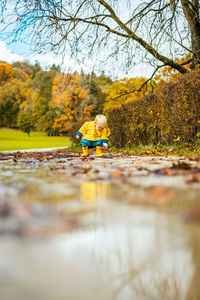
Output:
[181, 0, 200, 68]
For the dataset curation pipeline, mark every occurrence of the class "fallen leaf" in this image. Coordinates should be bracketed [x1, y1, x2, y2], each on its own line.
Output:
[145, 151, 153, 155]
[137, 152, 143, 156]
[186, 173, 200, 183]
[172, 161, 192, 170]
[157, 167, 177, 176]
[110, 168, 123, 178]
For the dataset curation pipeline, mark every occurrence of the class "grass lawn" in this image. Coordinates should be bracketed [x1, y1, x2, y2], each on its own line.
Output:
[0, 128, 71, 151]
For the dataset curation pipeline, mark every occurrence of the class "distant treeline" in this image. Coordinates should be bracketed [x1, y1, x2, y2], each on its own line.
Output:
[0, 61, 112, 135]
[0, 60, 157, 139]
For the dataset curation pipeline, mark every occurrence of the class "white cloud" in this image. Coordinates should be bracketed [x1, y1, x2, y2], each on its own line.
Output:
[0, 40, 154, 78]
[0, 41, 24, 62]
[28, 52, 82, 72]
[0, 40, 94, 74]
[28, 51, 98, 74]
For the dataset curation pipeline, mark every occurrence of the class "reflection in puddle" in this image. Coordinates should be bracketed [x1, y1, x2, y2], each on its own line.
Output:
[0, 206, 196, 300]
[80, 181, 110, 203]
[0, 157, 200, 300]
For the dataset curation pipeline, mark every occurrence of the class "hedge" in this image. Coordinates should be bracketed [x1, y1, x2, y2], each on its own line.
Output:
[107, 69, 200, 147]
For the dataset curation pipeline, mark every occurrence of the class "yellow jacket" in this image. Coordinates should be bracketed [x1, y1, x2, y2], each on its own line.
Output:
[76, 121, 110, 142]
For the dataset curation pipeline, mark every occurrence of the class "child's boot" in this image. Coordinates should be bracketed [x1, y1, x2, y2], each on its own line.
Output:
[96, 146, 103, 157]
[82, 146, 89, 156]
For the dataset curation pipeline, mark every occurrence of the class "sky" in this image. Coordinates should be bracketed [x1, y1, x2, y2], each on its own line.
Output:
[0, 40, 94, 73]
[0, 0, 154, 79]
[0, 39, 154, 79]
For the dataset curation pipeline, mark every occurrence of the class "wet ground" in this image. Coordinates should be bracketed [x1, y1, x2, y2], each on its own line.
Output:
[0, 150, 200, 300]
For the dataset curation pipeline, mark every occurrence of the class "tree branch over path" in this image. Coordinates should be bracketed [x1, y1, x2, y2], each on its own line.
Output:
[106, 56, 193, 102]
[107, 65, 164, 101]
[1, 0, 200, 76]
[97, 0, 187, 74]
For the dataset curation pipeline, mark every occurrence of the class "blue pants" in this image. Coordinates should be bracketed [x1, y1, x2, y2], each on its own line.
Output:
[80, 139, 104, 148]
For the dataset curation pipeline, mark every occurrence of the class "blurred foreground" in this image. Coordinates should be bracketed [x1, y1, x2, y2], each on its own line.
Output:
[0, 151, 200, 300]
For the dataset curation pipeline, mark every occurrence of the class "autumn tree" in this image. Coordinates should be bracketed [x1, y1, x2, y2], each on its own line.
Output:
[0, 79, 28, 127]
[154, 54, 195, 86]
[31, 69, 57, 132]
[1, 0, 200, 82]
[0, 62, 37, 128]
[12, 61, 41, 77]
[79, 71, 108, 116]
[104, 77, 156, 113]
[13, 67, 30, 82]
[94, 73, 113, 91]
[0, 62, 14, 86]
[50, 73, 93, 132]
[17, 111, 34, 136]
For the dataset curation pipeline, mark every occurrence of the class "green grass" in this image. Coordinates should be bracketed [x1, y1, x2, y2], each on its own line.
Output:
[2, 128, 199, 157]
[0, 128, 71, 151]
[114, 142, 200, 158]
[68, 142, 200, 158]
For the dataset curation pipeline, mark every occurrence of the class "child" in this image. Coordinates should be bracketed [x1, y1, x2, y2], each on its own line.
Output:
[75, 115, 110, 157]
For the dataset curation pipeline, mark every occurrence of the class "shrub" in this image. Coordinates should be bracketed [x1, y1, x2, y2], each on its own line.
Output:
[107, 69, 200, 147]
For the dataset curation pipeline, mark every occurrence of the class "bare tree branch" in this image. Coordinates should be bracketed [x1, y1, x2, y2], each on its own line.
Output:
[97, 0, 187, 73]
[108, 65, 164, 101]
[1, 0, 199, 76]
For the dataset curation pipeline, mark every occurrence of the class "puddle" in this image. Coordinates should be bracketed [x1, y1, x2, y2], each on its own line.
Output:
[0, 153, 200, 300]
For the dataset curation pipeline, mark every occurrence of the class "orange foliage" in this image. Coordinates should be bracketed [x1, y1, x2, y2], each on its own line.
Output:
[22, 71, 30, 80]
[51, 73, 94, 131]
[156, 55, 193, 85]
[0, 63, 14, 86]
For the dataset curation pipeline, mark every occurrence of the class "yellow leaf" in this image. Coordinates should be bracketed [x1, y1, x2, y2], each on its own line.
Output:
[173, 136, 180, 142]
